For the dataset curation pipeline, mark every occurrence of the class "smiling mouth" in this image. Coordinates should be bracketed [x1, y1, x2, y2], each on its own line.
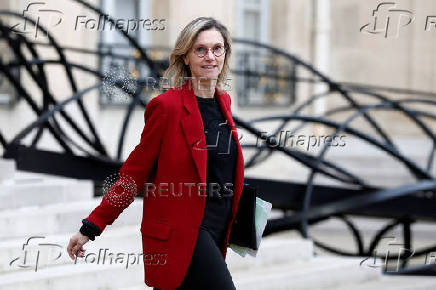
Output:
[201, 65, 217, 69]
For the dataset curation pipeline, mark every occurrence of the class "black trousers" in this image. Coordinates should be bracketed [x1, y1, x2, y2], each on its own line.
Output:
[153, 227, 236, 290]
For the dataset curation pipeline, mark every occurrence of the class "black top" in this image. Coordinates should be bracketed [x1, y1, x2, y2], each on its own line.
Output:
[195, 94, 238, 247]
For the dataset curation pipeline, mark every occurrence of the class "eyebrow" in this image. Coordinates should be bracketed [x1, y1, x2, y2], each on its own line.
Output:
[194, 42, 224, 46]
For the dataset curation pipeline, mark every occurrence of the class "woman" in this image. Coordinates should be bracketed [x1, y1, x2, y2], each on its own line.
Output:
[67, 17, 244, 290]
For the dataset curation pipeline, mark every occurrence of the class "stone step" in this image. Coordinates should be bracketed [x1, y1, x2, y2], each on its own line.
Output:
[0, 234, 316, 290]
[227, 237, 314, 272]
[120, 284, 153, 290]
[332, 275, 436, 290]
[232, 256, 381, 290]
[0, 158, 15, 182]
[0, 177, 93, 210]
[0, 243, 376, 290]
[0, 261, 145, 290]
[0, 193, 281, 241]
[0, 225, 141, 274]
[1, 223, 313, 275]
[308, 216, 436, 235]
[120, 256, 381, 290]
[0, 198, 143, 240]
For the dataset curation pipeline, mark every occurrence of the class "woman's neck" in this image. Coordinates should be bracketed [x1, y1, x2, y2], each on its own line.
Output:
[191, 78, 216, 98]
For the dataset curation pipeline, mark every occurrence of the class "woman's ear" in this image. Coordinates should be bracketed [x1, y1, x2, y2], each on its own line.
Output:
[183, 55, 189, 66]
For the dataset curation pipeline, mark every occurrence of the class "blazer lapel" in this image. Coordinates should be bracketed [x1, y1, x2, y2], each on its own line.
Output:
[180, 81, 207, 183]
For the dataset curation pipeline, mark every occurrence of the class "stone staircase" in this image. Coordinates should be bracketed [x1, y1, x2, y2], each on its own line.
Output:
[1, 158, 433, 290]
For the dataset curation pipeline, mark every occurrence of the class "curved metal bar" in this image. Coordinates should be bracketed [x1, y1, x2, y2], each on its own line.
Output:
[4, 57, 158, 159]
[284, 90, 335, 135]
[321, 100, 436, 173]
[401, 217, 413, 268]
[256, 90, 436, 180]
[10, 83, 102, 144]
[72, 0, 160, 78]
[0, 14, 106, 156]
[8, 78, 155, 162]
[17, 32, 50, 148]
[368, 218, 405, 254]
[350, 87, 436, 164]
[232, 115, 368, 187]
[408, 244, 436, 259]
[0, 57, 73, 154]
[263, 180, 436, 236]
[303, 214, 365, 257]
[334, 214, 365, 255]
[0, 21, 108, 156]
[323, 103, 436, 121]
[312, 239, 358, 256]
[301, 100, 424, 238]
[244, 89, 332, 169]
[74, 0, 170, 160]
[311, 238, 417, 260]
[288, 98, 436, 141]
[116, 82, 150, 160]
[233, 38, 396, 148]
[0, 130, 7, 150]
[6, 58, 149, 108]
[25, 40, 171, 63]
[4, 57, 153, 157]
[384, 263, 436, 275]
[0, 11, 106, 154]
[428, 143, 435, 173]
[341, 81, 436, 98]
[22, 40, 436, 98]
[242, 143, 368, 188]
[242, 114, 431, 181]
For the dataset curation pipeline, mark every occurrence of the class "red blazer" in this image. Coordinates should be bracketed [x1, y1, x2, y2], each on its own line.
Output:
[85, 80, 245, 289]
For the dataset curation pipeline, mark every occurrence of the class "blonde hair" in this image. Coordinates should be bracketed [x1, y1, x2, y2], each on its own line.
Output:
[163, 17, 232, 89]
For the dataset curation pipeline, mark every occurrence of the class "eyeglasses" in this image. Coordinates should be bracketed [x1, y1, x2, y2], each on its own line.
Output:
[192, 44, 226, 58]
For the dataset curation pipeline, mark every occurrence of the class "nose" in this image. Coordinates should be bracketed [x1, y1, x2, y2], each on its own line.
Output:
[204, 48, 215, 60]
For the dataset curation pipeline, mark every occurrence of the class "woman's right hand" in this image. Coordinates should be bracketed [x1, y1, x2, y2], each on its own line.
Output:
[67, 232, 90, 260]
